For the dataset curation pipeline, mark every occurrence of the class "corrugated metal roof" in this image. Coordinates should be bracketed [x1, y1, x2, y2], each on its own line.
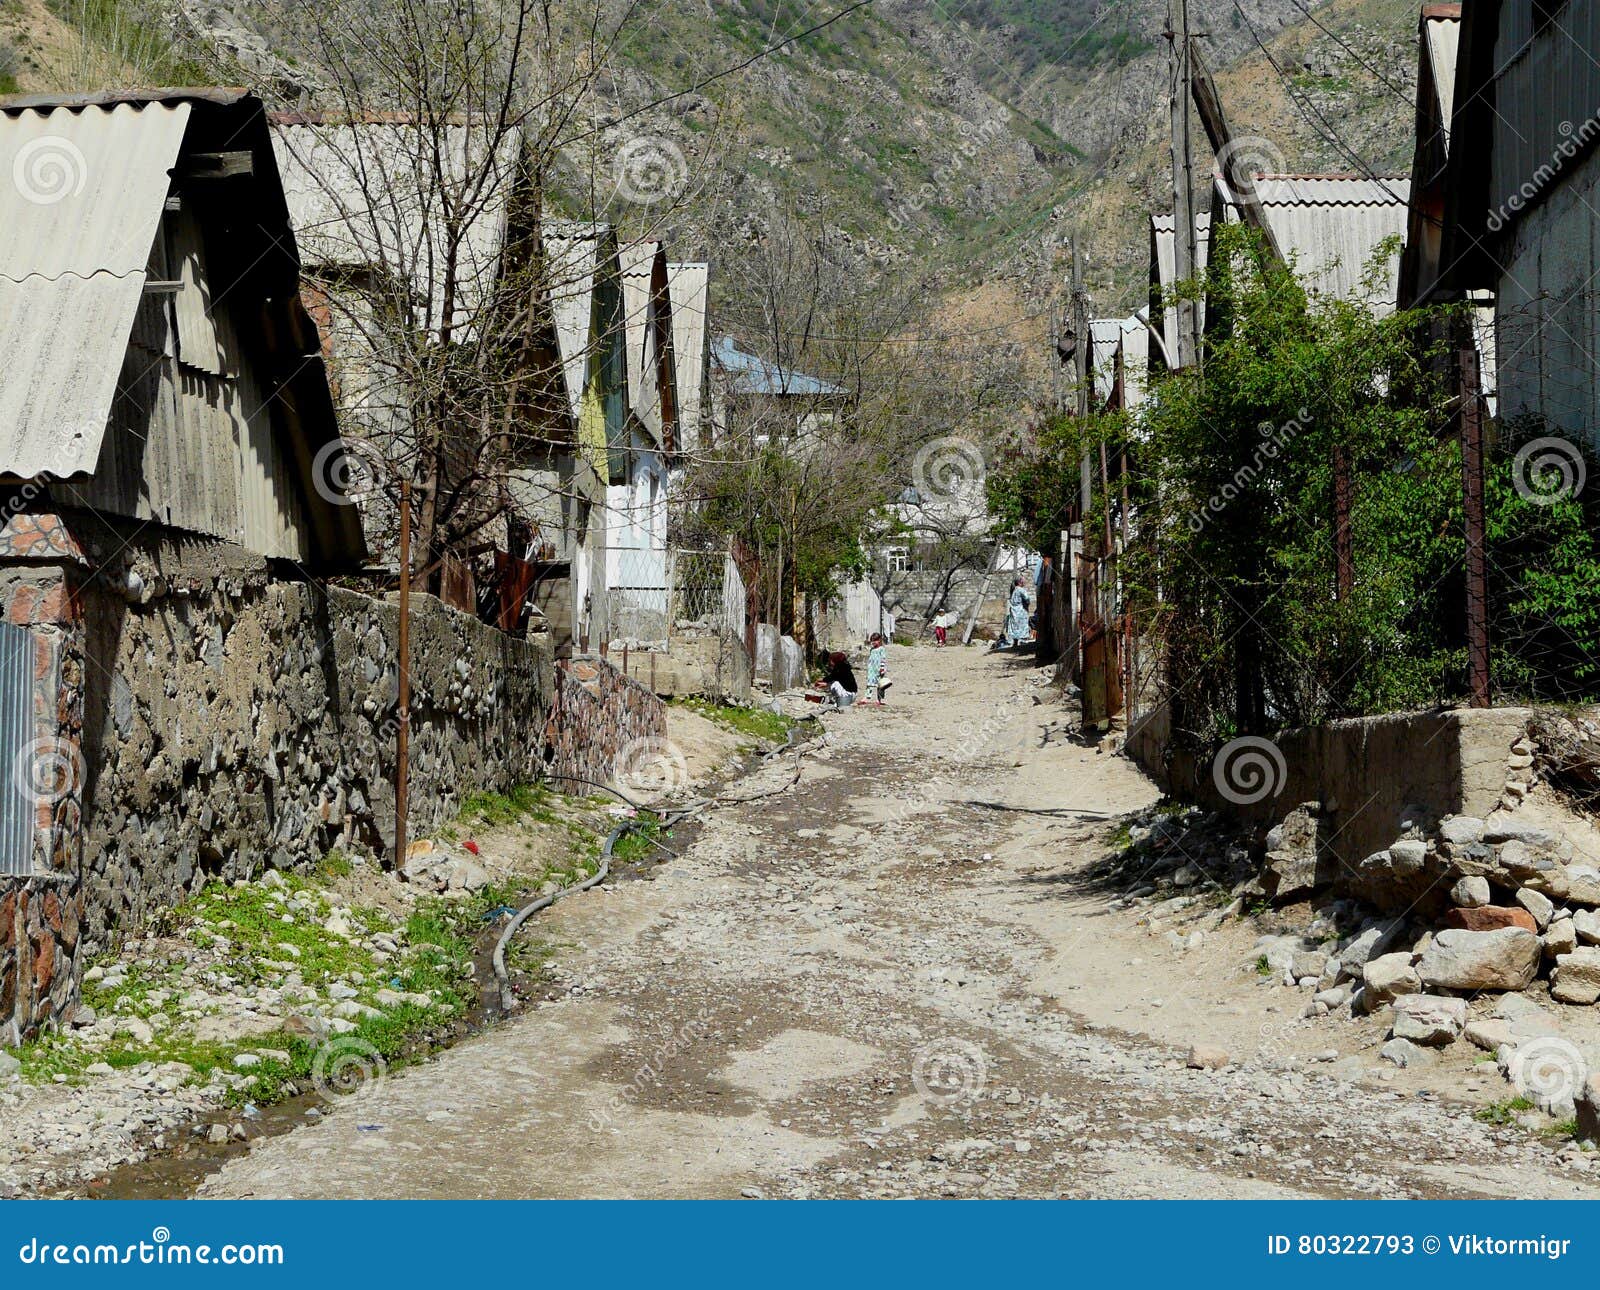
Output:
[620, 239, 666, 444]
[711, 336, 843, 397]
[1150, 210, 1212, 366]
[667, 262, 709, 449]
[270, 120, 514, 339]
[1425, 11, 1460, 148]
[1090, 316, 1150, 408]
[544, 221, 609, 424]
[1215, 174, 1411, 311]
[0, 100, 191, 477]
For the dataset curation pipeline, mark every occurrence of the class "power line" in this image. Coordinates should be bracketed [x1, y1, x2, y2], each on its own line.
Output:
[1233, 1, 1408, 208]
[1282, 0, 1415, 110]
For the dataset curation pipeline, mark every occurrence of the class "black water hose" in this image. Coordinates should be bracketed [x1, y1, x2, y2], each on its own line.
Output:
[492, 717, 819, 1010]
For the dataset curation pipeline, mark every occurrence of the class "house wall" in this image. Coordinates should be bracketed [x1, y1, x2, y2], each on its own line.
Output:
[0, 514, 664, 1041]
[1494, 146, 1600, 448]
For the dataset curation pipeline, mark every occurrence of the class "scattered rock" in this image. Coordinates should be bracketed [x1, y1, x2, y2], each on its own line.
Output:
[1380, 1037, 1436, 1068]
[1362, 951, 1421, 1002]
[1417, 927, 1540, 992]
[1186, 1044, 1229, 1070]
[1338, 920, 1406, 973]
[1290, 950, 1328, 981]
[1551, 948, 1600, 1005]
[1517, 888, 1555, 930]
[1441, 905, 1537, 933]
[1464, 1018, 1514, 1052]
[1390, 994, 1466, 1046]
[1450, 876, 1491, 908]
[1438, 816, 1485, 846]
[1573, 909, 1600, 945]
[1545, 919, 1579, 959]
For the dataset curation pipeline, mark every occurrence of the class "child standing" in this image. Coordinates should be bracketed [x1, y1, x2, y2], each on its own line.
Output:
[866, 633, 891, 704]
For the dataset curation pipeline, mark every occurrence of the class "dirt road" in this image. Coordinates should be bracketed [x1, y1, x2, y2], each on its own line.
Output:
[202, 648, 1599, 1199]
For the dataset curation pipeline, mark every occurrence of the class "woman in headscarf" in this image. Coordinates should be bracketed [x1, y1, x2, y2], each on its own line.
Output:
[1004, 577, 1031, 648]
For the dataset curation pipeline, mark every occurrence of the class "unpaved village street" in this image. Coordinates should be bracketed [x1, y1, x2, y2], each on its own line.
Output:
[203, 649, 1600, 1200]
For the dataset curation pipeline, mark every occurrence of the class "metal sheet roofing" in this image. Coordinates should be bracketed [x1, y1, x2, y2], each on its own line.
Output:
[1214, 174, 1412, 312]
[1150, 210, 1212, 366]
[711, 336, 843, 397]
[0, 99, 191, 477]
[1425, 11, 1461, 148]
[270, 119, 514, 339]
[543, 221, 610, 424]
[667, 262, 709, 450]
[620, 239, 667, 445]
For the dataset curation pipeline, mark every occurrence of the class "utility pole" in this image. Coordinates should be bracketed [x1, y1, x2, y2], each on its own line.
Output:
[1167, 0, 1199, 369]
[1459, 337, 1491, 707]
[395, 480, 412, 867]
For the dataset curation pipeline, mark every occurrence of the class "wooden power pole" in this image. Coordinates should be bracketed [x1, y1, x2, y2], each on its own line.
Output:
[395, 481, 412, 866]
[1167, 0, 1199, 370]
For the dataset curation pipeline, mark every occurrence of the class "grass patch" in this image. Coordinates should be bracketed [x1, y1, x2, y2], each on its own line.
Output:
[1475, 1096, 1535, 1126]
[673, 696, 800, 745]
[610, 812, 664, 865]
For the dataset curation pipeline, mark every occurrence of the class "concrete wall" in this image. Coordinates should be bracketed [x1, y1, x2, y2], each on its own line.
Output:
[1129, 703, 1533, 900]
[754, 625, 805, 692]
[609, 634, 752, 701]
[0, 510, 664, 1041]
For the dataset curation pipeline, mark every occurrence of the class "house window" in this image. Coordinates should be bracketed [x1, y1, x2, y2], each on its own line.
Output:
[885, 546, 910, 573]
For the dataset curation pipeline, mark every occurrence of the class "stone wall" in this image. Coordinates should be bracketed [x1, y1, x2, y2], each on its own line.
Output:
[0, 511, 664, 1040]
[609, 634, 751, 701]
[543, 655, 668, 789]
[1128, 704, 1534, 910]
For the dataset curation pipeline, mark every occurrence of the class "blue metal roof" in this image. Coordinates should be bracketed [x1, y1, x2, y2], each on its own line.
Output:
[712, 336, 844, 397]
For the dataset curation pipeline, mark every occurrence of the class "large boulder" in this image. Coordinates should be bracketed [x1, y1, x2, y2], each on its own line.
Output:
[1391, 994, 1466, 1046]
[1337, 919, 1406, 974]
[1417, 927, 1540, 992]
[1450, 875, 1491, 908]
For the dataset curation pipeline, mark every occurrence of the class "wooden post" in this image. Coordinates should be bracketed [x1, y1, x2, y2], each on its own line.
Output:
[395, 481, 412, 867]
[1460, 341, 1491, 707]
[1168, 0, 1199, 369]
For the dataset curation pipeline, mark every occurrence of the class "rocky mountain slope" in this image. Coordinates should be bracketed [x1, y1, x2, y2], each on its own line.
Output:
[0, 0, 1420, 322]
